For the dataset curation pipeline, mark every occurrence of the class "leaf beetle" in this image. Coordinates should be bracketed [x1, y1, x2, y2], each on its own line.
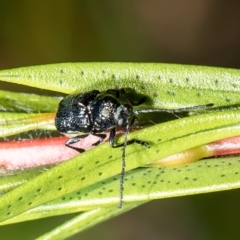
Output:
[55, 89, 213, 207]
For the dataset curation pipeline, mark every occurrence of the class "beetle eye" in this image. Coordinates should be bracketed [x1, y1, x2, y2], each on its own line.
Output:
[115, 104, 132, 127]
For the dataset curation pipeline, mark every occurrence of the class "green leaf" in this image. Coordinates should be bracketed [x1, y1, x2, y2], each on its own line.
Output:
[0, 89, 59, 113]
[0, 112, 55, 137]
[0, 63, 240, 238]
[35, 202, 144, 240]
[0, 110, 240, 223]
[1, 155, 240, 226]
[0, 63, 240, 108]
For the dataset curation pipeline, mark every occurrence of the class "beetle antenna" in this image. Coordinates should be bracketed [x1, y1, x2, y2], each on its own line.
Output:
[118, 122, 130, 208]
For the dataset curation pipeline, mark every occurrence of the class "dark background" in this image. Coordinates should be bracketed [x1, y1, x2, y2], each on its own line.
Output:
[1, 1, 240, 239]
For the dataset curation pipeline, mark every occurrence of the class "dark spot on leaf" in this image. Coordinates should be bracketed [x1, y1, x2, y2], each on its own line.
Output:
[167, 90, 175, 96]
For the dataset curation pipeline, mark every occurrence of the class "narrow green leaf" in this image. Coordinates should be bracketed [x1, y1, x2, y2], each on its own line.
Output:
[0, 112, 55, 137]
[1, 156, 239, 227]
[0, 166, 46, 193]
[36, 202, 143, 240]
[0, 110, 240, 223]
[0, 63, 240, 108]
[0, 89, 60, 113]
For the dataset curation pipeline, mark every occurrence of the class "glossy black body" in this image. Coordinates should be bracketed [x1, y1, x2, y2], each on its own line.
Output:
[55, 90, 123, 135]
[55, 89, 135, 150]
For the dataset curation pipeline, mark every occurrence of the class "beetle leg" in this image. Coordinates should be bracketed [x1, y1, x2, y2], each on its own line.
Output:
[109, 128, 116, 147]
[124, 139, 150, 148]
[119, 89, 146, 106]
[65, 135, 89, 145]
[91, 133, 107, 146]
[65, 134, 89, 152]
[109, 127, 149, 148]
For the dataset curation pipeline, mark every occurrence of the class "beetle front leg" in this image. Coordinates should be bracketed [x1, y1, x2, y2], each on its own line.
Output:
[109, 128, 116, 147]
[109, 127, 149, 148]
[65, 134, 89, 152]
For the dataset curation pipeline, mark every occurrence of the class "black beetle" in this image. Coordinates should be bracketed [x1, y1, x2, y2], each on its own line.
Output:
[55, 89, 213, 207]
